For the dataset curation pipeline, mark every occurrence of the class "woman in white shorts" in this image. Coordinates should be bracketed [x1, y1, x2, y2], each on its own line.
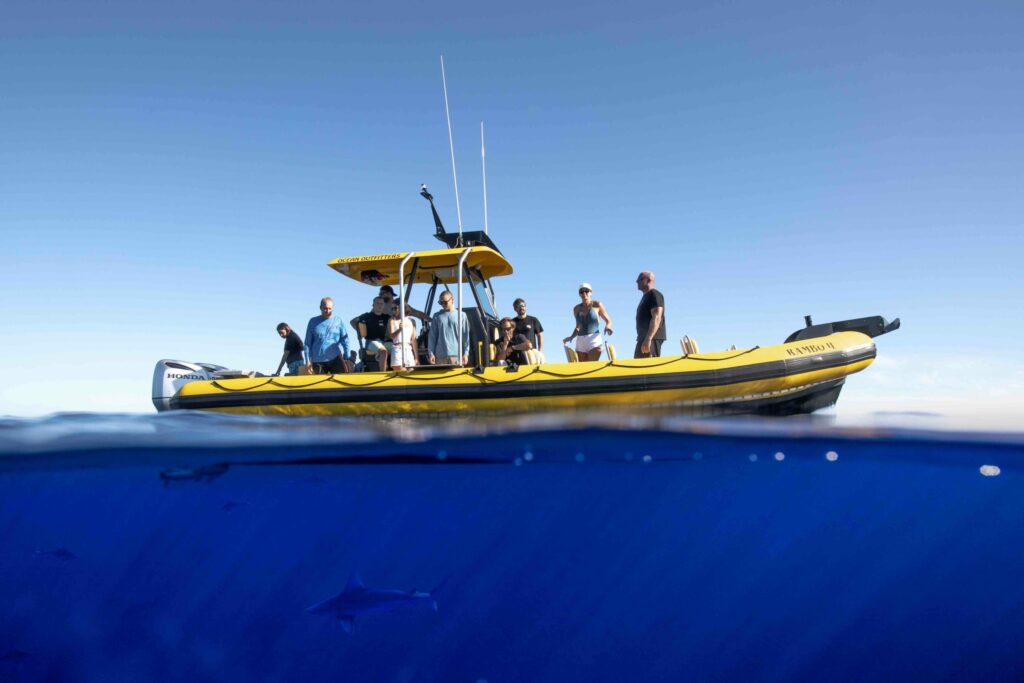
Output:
[563, 282, 613, 362]
[387, 301, 419, 372]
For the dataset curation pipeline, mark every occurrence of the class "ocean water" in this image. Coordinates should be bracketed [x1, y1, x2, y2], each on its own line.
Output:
[2, 411, 1023, 682]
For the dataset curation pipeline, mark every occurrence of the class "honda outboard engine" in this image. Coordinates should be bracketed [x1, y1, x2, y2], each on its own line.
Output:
[152, 359, 229, 411]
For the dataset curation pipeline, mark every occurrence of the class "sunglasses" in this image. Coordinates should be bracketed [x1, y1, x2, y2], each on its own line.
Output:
[579, 289, 591, 294]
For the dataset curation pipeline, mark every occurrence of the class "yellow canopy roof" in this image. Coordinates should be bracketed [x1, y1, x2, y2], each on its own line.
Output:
[327, 246, 514, 286]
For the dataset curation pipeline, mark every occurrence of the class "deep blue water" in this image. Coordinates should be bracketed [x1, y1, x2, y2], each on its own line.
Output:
[2, 412, 1023, 682]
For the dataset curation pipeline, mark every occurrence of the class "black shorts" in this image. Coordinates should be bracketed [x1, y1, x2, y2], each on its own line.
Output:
[312, 357, 347, 374]
[634, 338, 664, 359]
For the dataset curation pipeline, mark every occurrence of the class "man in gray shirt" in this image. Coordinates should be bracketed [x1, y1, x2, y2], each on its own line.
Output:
[428, 291, 470, 365]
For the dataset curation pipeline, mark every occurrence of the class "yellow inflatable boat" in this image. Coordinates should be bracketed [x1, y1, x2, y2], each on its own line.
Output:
[153, 189, 898, 416]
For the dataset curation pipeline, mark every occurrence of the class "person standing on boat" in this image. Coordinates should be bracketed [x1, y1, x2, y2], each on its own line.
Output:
[273, 323, 305, 376]
[634, 271, 666, 358]
[512, 298, 544, 361]
[388, 300, 419, 372]
[303, 297, 351, 374]
[563, 283, 613, 362]
[428, 291, 469, 366]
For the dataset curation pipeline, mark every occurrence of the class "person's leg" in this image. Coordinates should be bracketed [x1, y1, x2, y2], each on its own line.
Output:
[634, 340, 647, 359]
[650, 339, 663, 357]
[322, 356, 346, 374]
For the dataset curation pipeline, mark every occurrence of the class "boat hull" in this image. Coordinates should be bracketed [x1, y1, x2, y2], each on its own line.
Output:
[169, 331, 875, 417]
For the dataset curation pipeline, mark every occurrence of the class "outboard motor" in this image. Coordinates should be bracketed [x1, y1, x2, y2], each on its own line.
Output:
[152, 359, 228, 411]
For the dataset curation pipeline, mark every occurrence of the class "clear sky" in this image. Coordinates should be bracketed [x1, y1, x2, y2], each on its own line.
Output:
[1, 0, 1021, 421]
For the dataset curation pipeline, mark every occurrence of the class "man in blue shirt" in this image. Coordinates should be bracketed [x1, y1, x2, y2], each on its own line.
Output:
[427, 291, 469, 366]
[304, 297, 351, 374]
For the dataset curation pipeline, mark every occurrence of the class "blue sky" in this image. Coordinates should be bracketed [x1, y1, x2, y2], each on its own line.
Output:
[1, 0, 1021, 420]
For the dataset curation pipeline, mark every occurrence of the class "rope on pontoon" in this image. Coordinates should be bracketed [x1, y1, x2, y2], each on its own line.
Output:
[208, 347, 763, 393]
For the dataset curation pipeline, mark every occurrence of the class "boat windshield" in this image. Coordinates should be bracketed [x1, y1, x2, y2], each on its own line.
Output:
[467, 267, 496, 318]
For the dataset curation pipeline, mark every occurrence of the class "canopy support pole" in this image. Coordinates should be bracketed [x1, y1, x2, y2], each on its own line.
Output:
[398, 252, 416, 368]
[457, 248, 471, 367]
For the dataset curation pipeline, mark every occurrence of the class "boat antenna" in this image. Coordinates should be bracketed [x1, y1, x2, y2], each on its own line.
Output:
[440, 54, 464, 242]
[481, 121, 489, 235]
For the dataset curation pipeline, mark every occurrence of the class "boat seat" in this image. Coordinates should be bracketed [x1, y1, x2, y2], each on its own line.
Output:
[680, 335, 700, 356]
[564, 345, 579, 363]
[523, 348, 541, 365]
[356, 322, 381, 372]
[605, 343, 617, 361]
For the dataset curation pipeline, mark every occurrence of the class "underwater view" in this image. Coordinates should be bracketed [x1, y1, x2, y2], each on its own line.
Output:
[2, 411, 1023, 682]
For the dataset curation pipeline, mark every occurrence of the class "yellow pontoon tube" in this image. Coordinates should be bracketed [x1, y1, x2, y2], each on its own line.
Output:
[166, 323, 896, 416]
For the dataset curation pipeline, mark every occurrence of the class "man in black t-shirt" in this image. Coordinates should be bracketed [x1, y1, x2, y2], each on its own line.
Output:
[493, 317, 531, 367]
[351, 296, 392, 370]
[512, 298, 544, 358]
[274, 323, 305, 375]
[634, 271, 667, 358]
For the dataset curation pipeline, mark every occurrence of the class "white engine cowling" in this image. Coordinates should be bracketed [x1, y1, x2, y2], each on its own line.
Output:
[152, 359, 229, 411]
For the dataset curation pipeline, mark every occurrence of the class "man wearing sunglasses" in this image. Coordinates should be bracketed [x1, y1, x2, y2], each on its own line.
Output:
[635, 271, 666, 358]
[512, 298, 544, 359]
[493, 317, 531, 366]
[427, 291, 469, 366]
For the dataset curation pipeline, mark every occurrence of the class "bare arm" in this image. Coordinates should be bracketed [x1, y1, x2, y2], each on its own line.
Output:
[563, 306, 581, 343]
[596, 302, 613, 335]
[275, 349, 289, 375]
[406, 304, 429, 323]
[644, 307, 664, 344]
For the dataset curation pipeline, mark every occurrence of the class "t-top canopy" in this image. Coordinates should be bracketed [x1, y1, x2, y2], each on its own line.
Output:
[327, 246, 514, 286]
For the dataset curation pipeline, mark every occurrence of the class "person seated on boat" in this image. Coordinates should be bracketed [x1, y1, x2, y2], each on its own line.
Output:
[512, 298, 544, 362]
[493, 317, 531, 367]
[379, 285, 428, 324]
[303, 297, 352, 374]
[563, 283, 613, 362]
[428, 291, 470, 366]
[273, 323, 305, 376]
[350, 296, 390, 371]
[387, 300, 419, 372]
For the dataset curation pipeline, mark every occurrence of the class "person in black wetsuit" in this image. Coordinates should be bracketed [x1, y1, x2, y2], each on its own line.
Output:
[274, 323, 305, 375]
[634, 271, 667, 358]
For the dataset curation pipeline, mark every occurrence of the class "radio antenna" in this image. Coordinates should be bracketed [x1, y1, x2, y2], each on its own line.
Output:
[481, 121, 489, 235]
[440, 54, 463, 239]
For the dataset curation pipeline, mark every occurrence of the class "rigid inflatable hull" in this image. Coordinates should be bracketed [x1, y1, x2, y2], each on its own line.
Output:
[170, 332, 875, 417]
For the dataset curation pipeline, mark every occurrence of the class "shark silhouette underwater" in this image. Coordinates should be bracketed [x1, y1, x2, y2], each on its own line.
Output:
[306, 572, 450, 634]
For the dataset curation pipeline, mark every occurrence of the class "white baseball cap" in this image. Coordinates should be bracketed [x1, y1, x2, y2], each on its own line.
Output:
[578, 282, 593, 292]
